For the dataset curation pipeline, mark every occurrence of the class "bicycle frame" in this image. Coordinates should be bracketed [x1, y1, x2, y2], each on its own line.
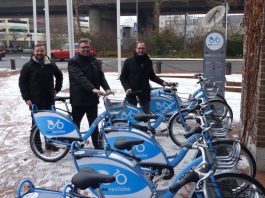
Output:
[32, 109, 110, 147]
[16, 179, 74, 197]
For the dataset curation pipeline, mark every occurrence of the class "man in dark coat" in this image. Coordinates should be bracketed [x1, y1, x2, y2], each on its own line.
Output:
[19, 43, 63, 152]
[68, 38, 114, 149]
[120, 42, 171, 113]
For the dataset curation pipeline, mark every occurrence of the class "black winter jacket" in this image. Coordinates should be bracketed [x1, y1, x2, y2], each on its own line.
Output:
[19, 56, 63, 109]
[68, 54, 110, 106]
[120, 53, 164, 101]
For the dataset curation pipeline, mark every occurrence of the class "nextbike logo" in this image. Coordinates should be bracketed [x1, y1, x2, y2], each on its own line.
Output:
[121, 111, 136, 120]
[100, 169, 128, 186]
[155, 101, 169, 110]
[135, 144, 145, 153]
[47, 119, 64, 130]
[206, 32, 224, 51]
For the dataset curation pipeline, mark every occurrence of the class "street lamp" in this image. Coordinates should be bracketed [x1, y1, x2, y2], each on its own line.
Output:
[117, 0, 121, 75]
[44, 0, 51, 57]
[136, 0, 138, 42]
[32, 0, 37, 45]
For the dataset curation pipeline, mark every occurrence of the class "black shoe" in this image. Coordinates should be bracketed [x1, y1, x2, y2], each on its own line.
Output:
[45, 143, 59, 151]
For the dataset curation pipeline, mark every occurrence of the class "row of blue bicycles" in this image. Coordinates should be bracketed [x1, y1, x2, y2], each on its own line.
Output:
[17, 74, 265, 197]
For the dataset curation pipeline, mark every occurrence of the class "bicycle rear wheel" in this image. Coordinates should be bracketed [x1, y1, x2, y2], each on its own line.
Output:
[30, 125, 70, 162]
[208, 173, 265, 197]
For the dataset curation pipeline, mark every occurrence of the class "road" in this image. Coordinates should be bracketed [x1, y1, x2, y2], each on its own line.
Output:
[0, 53, 243, 74]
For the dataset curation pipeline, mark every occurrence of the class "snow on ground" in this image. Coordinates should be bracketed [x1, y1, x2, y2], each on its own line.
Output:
[0, 69, 241, 197]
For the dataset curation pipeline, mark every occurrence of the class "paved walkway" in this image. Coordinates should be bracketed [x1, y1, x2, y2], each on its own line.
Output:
[0, 70, 264, 197]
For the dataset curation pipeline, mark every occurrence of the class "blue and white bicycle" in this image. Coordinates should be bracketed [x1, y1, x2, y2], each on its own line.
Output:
[16, 167, 116, 198]
[68, 138, 264, 197]
[29, 99, 255, 178]
[17, 138, 265, 198]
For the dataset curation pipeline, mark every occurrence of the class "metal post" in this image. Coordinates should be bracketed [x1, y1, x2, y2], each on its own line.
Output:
[117, 0, 122, 75]
[225, 61, 232, 75]
[67, 0, 75, 58]
[155, 60, 161, 74]
[32, 0, 37, 45]
[136, 0, 138, 42]
[11, 59, 16, 70]
[44, 0, 51, 58]
[224, 0, 228, 41]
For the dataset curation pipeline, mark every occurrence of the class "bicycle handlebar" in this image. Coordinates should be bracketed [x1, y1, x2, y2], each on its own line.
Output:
[54, 96, 70, 102]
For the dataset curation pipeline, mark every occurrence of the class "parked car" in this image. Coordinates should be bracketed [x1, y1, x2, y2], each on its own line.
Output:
[0, 48, 6, 60]
[51, 43, 96, 60]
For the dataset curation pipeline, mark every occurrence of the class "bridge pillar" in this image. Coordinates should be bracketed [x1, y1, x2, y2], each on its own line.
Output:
[138, 9, 155, 38]
[89, 7, 117, 36]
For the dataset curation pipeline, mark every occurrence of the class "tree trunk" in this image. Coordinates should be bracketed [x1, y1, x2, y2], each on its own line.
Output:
[73, 1, 82, 39]
[240, 0, 264, 145]
[153, 0, 160, 33]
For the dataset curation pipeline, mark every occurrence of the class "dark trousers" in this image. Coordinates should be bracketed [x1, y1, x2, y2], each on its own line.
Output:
[126, 96, 151, 114]
[71, 105, 101, 149]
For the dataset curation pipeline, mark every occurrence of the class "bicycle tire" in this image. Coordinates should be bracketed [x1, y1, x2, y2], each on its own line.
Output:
[204, 173, 265, 197]
[215, 94, 227, 104]
[208, 93, 227, 104]
[206, 99, 233, 131]
[30, 125, 69, 162]
[168, 109, 199, 146]
[195, 139, 256, 178]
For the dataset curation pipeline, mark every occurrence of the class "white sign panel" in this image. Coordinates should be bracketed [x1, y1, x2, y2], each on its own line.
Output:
[205, 32, 224, 51]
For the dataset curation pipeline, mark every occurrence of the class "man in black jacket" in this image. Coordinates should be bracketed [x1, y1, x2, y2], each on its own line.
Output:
[19, 43, 63, 152]
[120, 42, 171, 114]
[68, 38, 114, 149]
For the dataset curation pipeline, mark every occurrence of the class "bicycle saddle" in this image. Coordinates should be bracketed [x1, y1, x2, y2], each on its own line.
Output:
[134, 113, 158, 122]
[71, 168, 115, 190]
[54, 96, 70, 102]
[114, 139, 144, 151]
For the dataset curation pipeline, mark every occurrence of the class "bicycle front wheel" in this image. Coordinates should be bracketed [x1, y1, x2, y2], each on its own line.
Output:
[208, 173, 265, 197]
[168, 110, 199, 146]
[195, 139, 256, 178]
[30, 125, 70, 162]
[206, 99, 233, 132]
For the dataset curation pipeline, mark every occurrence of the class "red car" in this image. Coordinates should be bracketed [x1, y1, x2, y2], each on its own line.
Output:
[51, 43, 96, 60]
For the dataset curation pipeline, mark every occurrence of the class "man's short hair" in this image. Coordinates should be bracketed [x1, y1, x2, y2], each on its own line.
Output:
[78, 38, 91, 46]
[136, 41, 145, 47]
[33, 43, 45, 50]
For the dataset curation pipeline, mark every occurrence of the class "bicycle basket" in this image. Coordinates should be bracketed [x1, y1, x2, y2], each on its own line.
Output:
[104, 97, 125, 115]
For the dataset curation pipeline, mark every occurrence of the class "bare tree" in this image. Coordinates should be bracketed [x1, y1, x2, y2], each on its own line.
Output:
[153, 0, 161, 32]
[50, 16, 68, 48]
[73, 0, 82, 39]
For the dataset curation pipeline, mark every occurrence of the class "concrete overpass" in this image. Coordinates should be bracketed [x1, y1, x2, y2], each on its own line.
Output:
[0, 0, 244, 16]
[0, 0, 244, 35]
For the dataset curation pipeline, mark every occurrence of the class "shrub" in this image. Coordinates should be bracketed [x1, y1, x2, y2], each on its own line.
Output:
[226, 34, 243, 58]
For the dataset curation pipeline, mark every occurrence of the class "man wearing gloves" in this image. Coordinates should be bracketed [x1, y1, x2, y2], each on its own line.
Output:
[68, 38, 114, 149]
[120, 41, 172, 114]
